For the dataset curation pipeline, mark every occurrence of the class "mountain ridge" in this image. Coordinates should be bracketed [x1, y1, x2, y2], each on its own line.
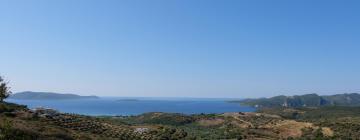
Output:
[239, 93, 360, 108]
[9, 91, 99, 100]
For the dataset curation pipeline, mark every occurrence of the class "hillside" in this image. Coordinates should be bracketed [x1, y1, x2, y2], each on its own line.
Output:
[1, 101, 349, 140]
[0, 102, 187, 140]
[239, 93, 360, 108]
[2, 92, 360, 139]
[9, 91, 99, 100]
[258, 106, 360, 139]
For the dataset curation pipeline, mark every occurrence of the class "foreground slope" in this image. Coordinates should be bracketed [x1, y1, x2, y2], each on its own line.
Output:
[259, 106, 360, 139]
[0, 102, 346, 140]
[0, 102, 187, 140]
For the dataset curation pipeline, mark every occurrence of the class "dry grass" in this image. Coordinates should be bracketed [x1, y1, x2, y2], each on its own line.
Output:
[321, 127, 334, 137]
[262, 120, 314, 138]
[197, 118, 225, 127]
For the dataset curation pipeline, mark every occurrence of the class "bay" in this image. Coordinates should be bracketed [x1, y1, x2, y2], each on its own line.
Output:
[6, 97, 254, 116]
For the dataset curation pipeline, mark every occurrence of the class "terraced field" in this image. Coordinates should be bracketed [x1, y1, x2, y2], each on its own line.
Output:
[46, 114, 141, 139]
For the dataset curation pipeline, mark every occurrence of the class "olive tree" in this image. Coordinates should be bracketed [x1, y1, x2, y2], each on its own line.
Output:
[0, 76, 11, 102]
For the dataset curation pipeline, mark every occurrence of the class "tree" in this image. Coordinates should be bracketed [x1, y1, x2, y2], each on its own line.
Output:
[0, 76, 11, 102]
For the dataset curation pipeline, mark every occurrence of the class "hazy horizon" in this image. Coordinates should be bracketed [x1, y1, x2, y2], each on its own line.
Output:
[1, 0, 359, 98]
[10, 90, 360, 99]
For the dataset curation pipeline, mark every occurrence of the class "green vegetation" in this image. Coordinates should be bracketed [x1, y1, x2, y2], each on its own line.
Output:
[0, 118, 38, 140]
[121, 112, 195, 126]
[100, 112, 337, 139]
[1, 76, 360, 139]
[0, 76, 11, 102]
[259, 106, 360, 139]
[1, 101, 343, 140]
[239, 93, 360, 108]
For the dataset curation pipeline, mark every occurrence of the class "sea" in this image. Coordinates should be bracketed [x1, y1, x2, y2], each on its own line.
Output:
[6, 97, 255, 116]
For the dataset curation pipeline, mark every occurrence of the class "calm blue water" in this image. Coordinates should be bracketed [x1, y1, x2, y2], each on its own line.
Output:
[6, 98, 254, 116]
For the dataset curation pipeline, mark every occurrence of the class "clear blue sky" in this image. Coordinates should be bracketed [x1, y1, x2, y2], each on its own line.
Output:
[0, 0, 359, 98]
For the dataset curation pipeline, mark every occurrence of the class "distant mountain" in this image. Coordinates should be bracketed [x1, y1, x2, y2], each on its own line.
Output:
[240, 93, 360, 108]
[9, 91, 99, 100]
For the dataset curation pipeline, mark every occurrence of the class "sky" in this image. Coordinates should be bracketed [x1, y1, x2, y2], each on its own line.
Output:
[0, 0, 359, 98]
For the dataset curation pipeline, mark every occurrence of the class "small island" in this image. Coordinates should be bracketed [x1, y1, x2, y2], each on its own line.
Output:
[116, 99, 140, 102]
[9, 91, 99, 100]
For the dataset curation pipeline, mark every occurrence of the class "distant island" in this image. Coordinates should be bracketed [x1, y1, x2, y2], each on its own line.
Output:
[236, 93, 360, 108]
[9, 91, 99, 100]
[116, 99, 139, 102]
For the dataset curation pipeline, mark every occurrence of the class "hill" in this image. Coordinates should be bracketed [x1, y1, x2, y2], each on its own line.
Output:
[9, 91, 99, 100]
[2, 92, 360, 139]
[258, 106, 360, 139]
[0, 102, 339, 140]
[239, 93, 360, 108]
